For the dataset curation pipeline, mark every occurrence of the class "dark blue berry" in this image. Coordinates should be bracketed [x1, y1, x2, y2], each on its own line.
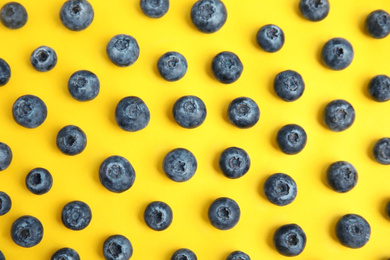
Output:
[173, 95, 206, 128]
[106, 34, 140, 67]
[365, 10, 390, 39]
[144, 201, 173, 231]
[326, 161, 358, 193]
[163, 148, 197, 182]
[256, 24, 285, 53]
[25, 168, 53, 195]
[12, 94, 47, 128]
[103, 234, 133, 260]
[68, 70, 100, 101]
[0, 2, 27, 29]
[11, 215, 43, 248]
[0, 191, 11, 215]
[61, 200, 92, 231]
[208, 197, 240, 230]
[226, 251, 250, 260]
[51, 248, 80, 260]
[0, 251, 4, 260]
[190, 0, 227, 33]
[368, 74, 390, 102]
[30, 46, 57, 72]
[264, 173, 297, 206]
[157, 51, 187, 81]
[115, 96, 150, 132]
[219, 147, 250, 179]
[171, 248, 197, 260]
[274, 70, 305, 102]
[56, 125, 87, 155]
[211, 51, 243, 84]
[273, 223, 306, 256]
[335, 214, 370, 248]
[323, 99, 355, 132]
[0, 58, 11, 86]
[373, 137, 390, 165]
[0, 142, 12, 171]
[60, 0, 94, 31]
[299, 0, 329, 22]
[276, 124, 307, 155]
[140, 0, 169, 18]
[99, 155, 136, 193]
[321, 38, 354, 70]
[227, 97, 260, 128]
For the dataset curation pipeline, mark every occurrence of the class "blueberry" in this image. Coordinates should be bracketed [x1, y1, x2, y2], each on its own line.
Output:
[256, 24, 285, 53]
[211, 51, 243, 84]
[368, 74, 390, 102]
[219, 147, 250, 179]
[335, 214, 371, 248]
[115, 96, 150, 132]
[157, 52, 187, 81]
[321, 38, 354, 70]
[273, 223, 306, 256]
[25, 168, 53, 195]
[10, 215, 43, 248]
[60, 0, 94, 31]
[276, 124, 307, 155]
[0, 191, 12, 215]
[103, 234, 133, 260]
[326, 161, 358, 193]
[0, 142, 12, 171]
[106, 34, 140, 67]
[208, 197, 240, 230]
[68, 70, 100, 101]
[171, 248, 197, 260]
[144, 201, 173, 231]
[373, 137, 390, 165]
[264, 173, 297, 206]
[227, 97, 260, 128]
[299, 0, 330, 22]
[365, 10, 390, 39]
[172, 95, 206, 128]
[30, 46, 57, 72]
[190, 0, 227, 33]
[0, 58, 11, 86]
[140, 0, 169, 18]
[61, 200, 92, 231]
[12, 94, 47, 128]
[51, 248, 80, 260]
[0, 251, 4, 260]
[274, 70, 305, 102]
[323, 99, 355, 132]
[163, 148, 197, 182]
[99, 155, 136, 193]
[0, 2, 28, 29]
[226, 251, 250, 260]
[56, 125, 87, 155]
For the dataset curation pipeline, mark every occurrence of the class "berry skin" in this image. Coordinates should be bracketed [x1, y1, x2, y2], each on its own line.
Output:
[0, 142, 12, 171]
[264, 173, 297, 206]
[60, 0, 94, 31]
[61, 200, 92, 231]
[190, 0, 227, 33]
[56, 125, 87, 155]
[173, 95, 206, 128]
[30, 46, 57, 72]
[273, 224, 306, 256]
[163, 148, 197, 182]
[323, 99, 355, 132]
[12, 94, 47, 129]
[157, 51, 187, 81]
[326, 161, 358, 193]
[106, 34, 140, 67]
[99, 155, 136, 193]
[365, 10, 390, 39]
[0, 191, 12, 216]
[211, 51, 243, 84]
[0, 251, 4, 260]
[321, 38, 354, 70]
[51, 248, 80, 260]
[373, 137, 390, 165]
[144, 201, 173, 231]
[103, 234, 133, 260]
[0, 2, 28, 29]
[68, 70, 100, 101]
[299, 0, 330, 22]
[0, 58, 11, 86]
[140, 0, 169, 18]
[25, 168, 53, 195]
[368, 74, 390, 102]
[335, 214, 371, 248]
[219, 147, 250, 179]
[256, 24, 285, 53]
[276, 124, 307, 155]
[10, 215, 43, 248]
[273, 70, 305, 102]
[226, 251, 250, 260]
[115, 96, 150, 132]
[227, 97, 260, 128]
[208, 197, 240, 230]
[171, 248, 197, 260]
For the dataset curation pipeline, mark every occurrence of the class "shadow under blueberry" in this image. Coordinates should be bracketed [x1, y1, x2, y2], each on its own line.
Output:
[320, 163, 330, 189]
[220, 100, 230, 125]
[270, 126, 280, 151]
[358, 12, 369, 36]
[165, 101, 175, 124]
[212, 149, 222, 175]
[267, 72, 279, 99]
[205, 55, 214, 81]
[258, 174, 269, 201]
[329, 215, 341, 242]
[266, 226, 278, 251]
[316, 101, 329, 129]
[316, 40, 326, 68]
[138, 202, 148, 227]
[361, 76, 373, 100]
[366, 139, 378, 162]
[201, 199, 214, 223]
[379, 197, 390, 220]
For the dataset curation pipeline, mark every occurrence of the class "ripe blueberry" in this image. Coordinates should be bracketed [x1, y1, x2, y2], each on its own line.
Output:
[0, 58, 11, 86]
[157, 51, 187, 81]
[25, 168, 53, 195]
[30, 46, 57, 72]
[264, 173, 297, 206]
[106, 34, 140, 67]
[211, 51, 243, 84]
[323, 99, 355, 132]
[276, 124, 307, 155]
[12, 94, 47, 128]
[373, 137, 390, 165]
[226, 251, 250, 260]
[61, 200, 92, 231]
[0, 191, 11, 216]
[115, 96, 150, 132]
[335, 214, 370, 248]
[208, 197, 240, 230]
[219, 147, 250, 179]
[171, 248, 197, 260]
[60, 0, 94, 31]
[0, 251, 4, 260]
[190, 0, 227, 33]
[227, 97, 260, 128]
[56, 125, 87, 155]
[11, 215, 43, 247]
[140, 0, 169, 18]
[256, 24, 285, 53]
[172, 95, 206, 128]
[163, 148, 197, 182]
[321, 38, 354, 70]
[365, 10, 390, 39]
[368, 74, 390, 102]
[144, 201, 173, 231]
[273, 223, 306, 256]
[51, 248, 80, 260]
[0, 2, 27, 29]
[0, 142, 12, 171]
[103, 234, 133, 260]
[273, 70, 305, 102]
[299, 0, 330, 22]
[326, 161, 358, 193]
[68, 70, 100, 101]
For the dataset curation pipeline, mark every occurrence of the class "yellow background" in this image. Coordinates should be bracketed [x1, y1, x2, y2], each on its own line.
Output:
[1, 0, 390, 259]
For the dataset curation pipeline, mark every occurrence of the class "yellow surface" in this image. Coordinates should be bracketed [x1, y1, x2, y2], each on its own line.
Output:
[1, 0, 390, 259]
